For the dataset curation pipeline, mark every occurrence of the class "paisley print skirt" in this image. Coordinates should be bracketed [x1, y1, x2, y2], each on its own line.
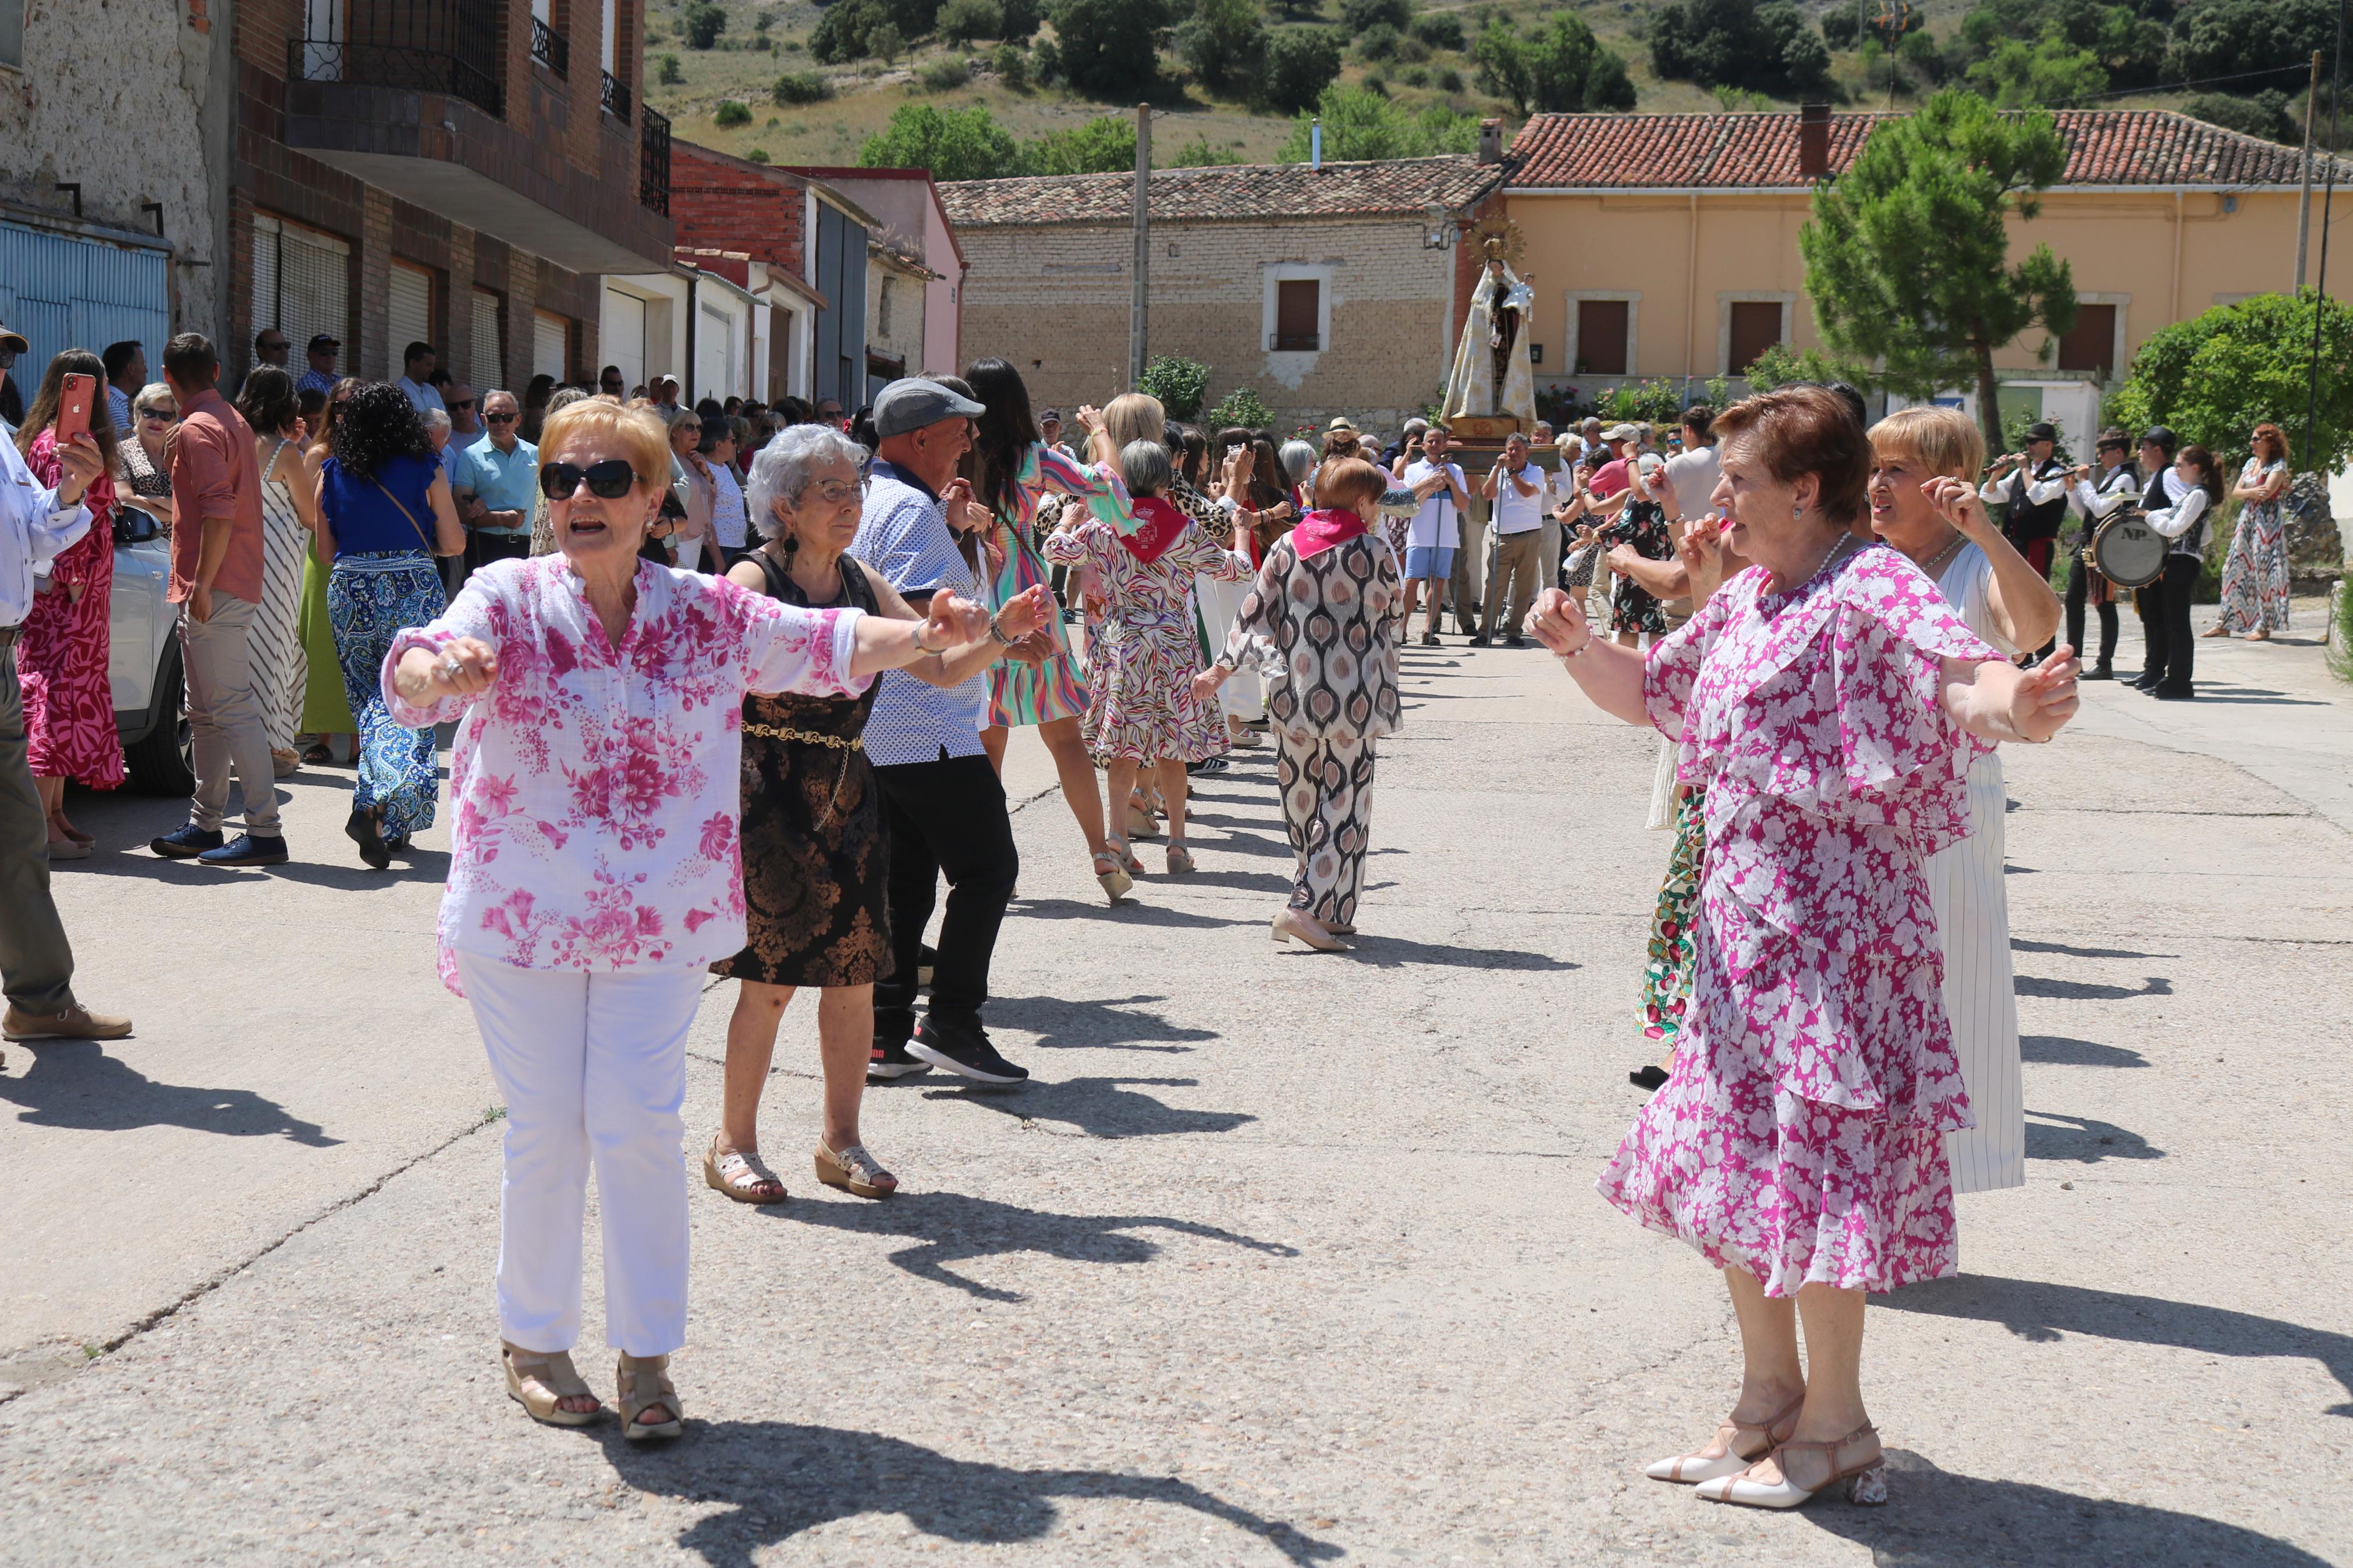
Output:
[1080, 619, 1229, 764]
[330, 552, 444, 837]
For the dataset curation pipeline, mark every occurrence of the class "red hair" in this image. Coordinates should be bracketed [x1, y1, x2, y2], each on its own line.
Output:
[1711, 385, 1871, 528]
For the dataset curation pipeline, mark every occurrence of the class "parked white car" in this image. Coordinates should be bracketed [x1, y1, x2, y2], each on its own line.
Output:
[105, 513, 191, 795]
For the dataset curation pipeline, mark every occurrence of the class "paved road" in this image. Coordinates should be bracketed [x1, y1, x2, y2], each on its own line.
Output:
[3, 597, 2349, 1565]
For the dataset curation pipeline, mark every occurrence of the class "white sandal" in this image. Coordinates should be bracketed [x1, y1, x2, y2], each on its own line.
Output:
[703, 1136, 785, 1204]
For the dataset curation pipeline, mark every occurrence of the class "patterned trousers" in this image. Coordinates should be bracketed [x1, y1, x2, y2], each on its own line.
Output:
[1275, 732, 1376, 925]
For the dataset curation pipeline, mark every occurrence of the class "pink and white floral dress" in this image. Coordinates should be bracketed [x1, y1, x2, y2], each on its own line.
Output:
[1596, 543, 2003, 1296]
[380, 554, 868, 995]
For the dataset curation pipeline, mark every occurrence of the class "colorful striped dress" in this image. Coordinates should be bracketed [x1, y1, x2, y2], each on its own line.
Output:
[984, 441, 1134, 730]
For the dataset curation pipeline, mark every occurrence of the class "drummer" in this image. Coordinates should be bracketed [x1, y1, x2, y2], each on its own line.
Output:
[2064, 425, 2140, 681]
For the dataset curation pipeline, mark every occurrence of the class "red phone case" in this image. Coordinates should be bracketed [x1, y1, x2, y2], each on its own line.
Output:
[56, 373, 95, 445]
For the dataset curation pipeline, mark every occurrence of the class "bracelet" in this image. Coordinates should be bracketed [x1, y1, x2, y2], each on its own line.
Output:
[987, 614, 1016, 647]
[1556, 632, 1595, 663]
[912, 625, 945, 657]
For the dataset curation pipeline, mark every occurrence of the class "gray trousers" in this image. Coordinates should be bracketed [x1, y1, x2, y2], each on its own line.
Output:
[0, 641, 77, 1012]
[1539, 520, 1562, 591]
[1481, 528, 1545, 641]
[1449, 513, 1486, 635]
[182, 592, 282, 836]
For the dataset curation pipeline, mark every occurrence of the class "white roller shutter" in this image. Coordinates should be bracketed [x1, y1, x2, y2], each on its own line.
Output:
[533, 310, 566, 382]
[471, 289, 503, 389]
[604, 290, 646, 392]
[388, 261, 432, 376]
[250, 214, 349, 371]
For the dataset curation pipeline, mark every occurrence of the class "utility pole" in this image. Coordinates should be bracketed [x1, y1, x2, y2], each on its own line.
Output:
[2297, 51, 2322, 291]
[2302, 5, 2344, 470]
[1130, 103, 1151, 388]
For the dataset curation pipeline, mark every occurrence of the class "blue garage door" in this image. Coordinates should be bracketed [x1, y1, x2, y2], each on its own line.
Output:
[0, 222, 172, 396]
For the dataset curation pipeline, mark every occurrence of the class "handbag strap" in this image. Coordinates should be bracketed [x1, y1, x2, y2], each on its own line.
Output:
[371, 472, 438, 554]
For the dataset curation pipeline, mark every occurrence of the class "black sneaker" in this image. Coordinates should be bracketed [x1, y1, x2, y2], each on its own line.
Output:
[2081, 663, 2114, 681]
[1628, 1064, 1669, 1091]
[907, 1018, 1029, 1085]
[197, 833, 289, 867]
[150, 823, 225, 859]
[867, 1037, 932, 1083]
[1504, 634, 1528, 649]
[1467, 635, 1492, 648]
[1187, 756, 1229, 776]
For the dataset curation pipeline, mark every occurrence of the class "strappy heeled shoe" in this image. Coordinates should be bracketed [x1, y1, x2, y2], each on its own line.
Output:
[814, 1138, 898, 1199]
[616, 1353, 683, 1441]
[704, 1136, 785, 1204]
[1104, 833, 1145, 877]
[1165, 838, 1195, 874]
[501, 1342, 602, 1428]
[1696, 1420, 1885, 1508]
[1092, 849, 1133, 903]
[1645, 1390, 1805, 1485]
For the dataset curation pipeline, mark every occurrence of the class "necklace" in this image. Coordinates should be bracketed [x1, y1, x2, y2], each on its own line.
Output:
[1919, 531, 1968, 579]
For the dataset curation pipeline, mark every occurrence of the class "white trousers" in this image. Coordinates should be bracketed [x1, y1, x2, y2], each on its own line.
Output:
[456, 952, 707, 1356]
[1195, 572, 1264, 723]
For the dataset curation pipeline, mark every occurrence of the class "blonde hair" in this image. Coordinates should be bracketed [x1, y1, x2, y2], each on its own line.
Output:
[538, 397, 672, 490]
[1312, 456, 1387, 511]
[1868, 405, 1985, 482]
[1100, 392, 1165, 454]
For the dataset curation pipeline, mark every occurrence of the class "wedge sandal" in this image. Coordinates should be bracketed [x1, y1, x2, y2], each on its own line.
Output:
[616, 1352, 683, 1441]
[501, 1342, 602, 1427]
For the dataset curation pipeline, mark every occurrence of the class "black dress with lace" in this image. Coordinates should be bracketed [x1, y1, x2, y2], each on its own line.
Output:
[710, 550, 893, 987]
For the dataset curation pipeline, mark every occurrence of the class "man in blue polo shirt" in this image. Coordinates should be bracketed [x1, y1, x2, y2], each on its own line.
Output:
[453, 388, 538, 575]
[854, 377, 1031, 1087]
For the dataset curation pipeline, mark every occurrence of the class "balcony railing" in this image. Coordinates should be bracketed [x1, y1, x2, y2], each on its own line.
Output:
[602, 68, 631, 125]
[530, 15, 568, 76]
[289, 2, 506, 120]
[641, 104, 671, 214]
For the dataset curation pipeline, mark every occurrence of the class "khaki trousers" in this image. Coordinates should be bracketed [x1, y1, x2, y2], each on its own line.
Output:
[181, 592, 283, 836]
[1481, 528, 1545, 641]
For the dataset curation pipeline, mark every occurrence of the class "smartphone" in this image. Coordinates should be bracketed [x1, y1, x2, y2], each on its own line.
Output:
[56, 372, 95, 445]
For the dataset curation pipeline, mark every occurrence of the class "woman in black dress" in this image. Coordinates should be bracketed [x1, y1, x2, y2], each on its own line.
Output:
[705, 424, 1048, 1204]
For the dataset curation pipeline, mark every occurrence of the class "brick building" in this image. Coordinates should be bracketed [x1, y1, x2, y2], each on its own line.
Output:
[942, 155, 1506, 433]
[228, 0, 675, 396]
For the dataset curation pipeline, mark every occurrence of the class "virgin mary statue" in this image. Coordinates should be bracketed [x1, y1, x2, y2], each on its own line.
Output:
[1445, 248, 1536, 428]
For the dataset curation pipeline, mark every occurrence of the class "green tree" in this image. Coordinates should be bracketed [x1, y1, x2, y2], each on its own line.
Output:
[1051, 0, 1168, 95]
[992, 40, 1032, 88]
[1800, 88, 2077, 458]
[1262, 26, 1343, 112]
[811, 0, 883, 62]
[1964, 26, 2106, 107]
[941, 0, 1003, 41]
[1164, 133, 1244, 165]
[1338, 0, 1410, 28]
[2109, 291, 2353, 473]
[681, 0, 727, 48]
[1205, 385, 1274, 429]
[869, 20, 904, 62]
[1028, 113, 1139, 173]
[2180, 90, 2296, 144]
[1649, 0, 1831, 97]
[657, 52, 684, 84]
[1180, 0, 1269, 94]
[1137, 355, 1211, 418]
[2169, 0, 2340, 93]
[859, 102, 1028, 180]
[1279, 85, 1477, 159]
[1475, 17, 1634, 114]
[1000, 0, 1044, 36]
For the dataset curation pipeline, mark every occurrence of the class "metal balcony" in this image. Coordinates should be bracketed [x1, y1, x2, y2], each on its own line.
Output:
[602, 69, 632, 125]
[530, 15, 569, 76]
[289, 1, 506, 120]
[641, 104, 671, 215]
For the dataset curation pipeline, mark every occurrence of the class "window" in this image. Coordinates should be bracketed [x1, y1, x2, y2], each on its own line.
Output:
[1273, 279, 1320, 351]
[1, 1, 24, 69]
[1576, 299, 1629, 376]
[534, 310, 568, 381]
[471, 287, 503, 387]
[1727, 301, 1784, 374]
[2056, 302, 2117, 377]
[251, 214, 350, 366]
[877, 275, 894, 338]
[388, 261, 433, 377]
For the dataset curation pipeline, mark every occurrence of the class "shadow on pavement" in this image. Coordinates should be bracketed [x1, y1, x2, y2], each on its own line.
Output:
[1013, 898, 1261, 931]
[2011, 938, 2174, 962]
[772, 1190, 1296, 1302]
[2014, 974, 2171, 1001]
[0, 1039, 339, 1145]
[2020, 1034, 2149, 1069]
[1801, 1449, 2330, 1565]
[1340, 934, 1577, 972]
[922, 1075, 1256, 1139]
[1882, 1274, 2353, 1416]
[2023, 1109, 2164, 1162]
[987, 993, 1218, 1053]
[596, 1420, 1341, 1566]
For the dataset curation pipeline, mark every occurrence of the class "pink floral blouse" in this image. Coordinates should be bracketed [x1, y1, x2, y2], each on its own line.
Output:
[381, 555, 868, 994]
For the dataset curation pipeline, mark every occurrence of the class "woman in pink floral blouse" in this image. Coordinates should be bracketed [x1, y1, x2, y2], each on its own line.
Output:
[1526, 387, 2081, 1512]
[382, 397, 1037, 1441]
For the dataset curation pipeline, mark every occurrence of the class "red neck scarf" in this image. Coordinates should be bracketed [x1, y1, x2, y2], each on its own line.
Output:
[1117, 494, 1191, 564]
[1292, 506, 1368, 560]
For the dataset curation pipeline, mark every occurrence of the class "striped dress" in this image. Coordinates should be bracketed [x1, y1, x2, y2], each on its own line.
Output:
[984, 442, 1133, 730]
[255, 436, 311, 754]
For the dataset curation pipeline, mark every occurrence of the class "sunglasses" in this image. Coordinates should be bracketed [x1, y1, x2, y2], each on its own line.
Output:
[448, 398, 476, 411]
[540, 458, 638, 500]
[259, 342, 288, 353]
[484, 411, 517, 424]
[141, 408, 177, 422]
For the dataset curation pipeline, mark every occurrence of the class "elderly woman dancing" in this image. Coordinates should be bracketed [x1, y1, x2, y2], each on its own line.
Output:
[1526, 386, 2078, 1509]
[383, 398, 1005, 1439]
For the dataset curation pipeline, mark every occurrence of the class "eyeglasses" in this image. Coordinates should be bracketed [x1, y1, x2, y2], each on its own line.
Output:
[803, 480, 860, 504]
[484, 411, 517, 424]
[141, 408, 177, 422]
[448, 398, 475, 411]
[539, 458, 638, 500]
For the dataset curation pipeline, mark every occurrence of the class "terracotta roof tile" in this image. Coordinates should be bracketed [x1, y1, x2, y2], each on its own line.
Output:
[1506, 109, 2340, 190]
[939, 155, 1503, 226]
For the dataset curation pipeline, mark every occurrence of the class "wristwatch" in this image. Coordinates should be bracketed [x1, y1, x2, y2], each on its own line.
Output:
[987, 614, 1016, 647]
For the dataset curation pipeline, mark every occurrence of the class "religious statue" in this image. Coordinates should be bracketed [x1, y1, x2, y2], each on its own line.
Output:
[1444, 240, 1536, 429]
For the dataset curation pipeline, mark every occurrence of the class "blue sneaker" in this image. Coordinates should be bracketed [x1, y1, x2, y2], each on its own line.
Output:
[196, 833, 290, 867]
[150, 823, 225, 859]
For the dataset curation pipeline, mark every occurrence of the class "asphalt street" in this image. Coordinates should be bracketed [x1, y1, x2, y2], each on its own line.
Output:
[2, 594, 2348, 1565]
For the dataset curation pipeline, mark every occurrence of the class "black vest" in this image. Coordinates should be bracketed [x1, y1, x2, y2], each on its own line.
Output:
[2141, 470, 2208, 558]
[2003, 458, 2070, 547]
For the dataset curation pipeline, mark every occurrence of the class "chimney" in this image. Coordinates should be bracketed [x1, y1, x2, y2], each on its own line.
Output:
[1797, 102, 1830, 182]
[1478, 118, 1503, 165]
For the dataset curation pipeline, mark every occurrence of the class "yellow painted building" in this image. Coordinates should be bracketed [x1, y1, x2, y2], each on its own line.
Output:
[1503, 109, 2350, 395]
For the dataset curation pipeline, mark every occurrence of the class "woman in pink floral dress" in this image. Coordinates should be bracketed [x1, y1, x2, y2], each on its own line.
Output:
[1526, 387, 2080, 1512]
[382, 398, 1012, 1441]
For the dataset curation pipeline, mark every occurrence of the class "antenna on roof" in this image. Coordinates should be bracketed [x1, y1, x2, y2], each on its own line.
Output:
[1311, 118, 1322, 172]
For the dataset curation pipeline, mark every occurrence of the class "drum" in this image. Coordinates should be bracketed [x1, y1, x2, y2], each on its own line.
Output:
[2089, 512, 2167, 589]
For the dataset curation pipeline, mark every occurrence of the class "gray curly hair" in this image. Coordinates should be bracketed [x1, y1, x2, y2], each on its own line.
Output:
[746, 422, 867, 533]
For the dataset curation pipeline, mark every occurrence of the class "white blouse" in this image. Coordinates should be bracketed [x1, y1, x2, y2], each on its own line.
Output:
[381, 554, 867, 994]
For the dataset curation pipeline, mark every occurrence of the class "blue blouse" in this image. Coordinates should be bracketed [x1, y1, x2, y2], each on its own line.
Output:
[321, 453, 441, 559]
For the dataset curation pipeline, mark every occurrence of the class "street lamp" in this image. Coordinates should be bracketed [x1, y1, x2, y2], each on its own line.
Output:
[1422, 197, 1456, 250]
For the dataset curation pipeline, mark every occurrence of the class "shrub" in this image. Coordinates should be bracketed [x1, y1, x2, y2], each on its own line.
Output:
[1028, 113, 1138, 173]
[748, 147, 773, 162]
[1262, 25, 1343, 112]
[2181, 90, 2297, 145]
[1206, 386, 1275, 431]
[1820, 8, 1857, 47]
[1000, 0, 1044, 37]
[658, 52, 684, 84]
[992, 40, 1031, 88]
[1359, 22, 1399, 58]
[1411, 11, 1462, 48]
[1180, 0, 1269, 94]
[1339, 0, 1411, 29]
[920, 55, 975, 90]
[682, 0, 727, 48]
[715, 98, 753, 126]
[1400, 63, 1429, 84]
[2109, 290, 2353, 474]
[1280, 83, 1478, 158]
[1032, 38, 1062, 79]
[774, 70, 833, 102]
[1435, 63, 1462, 90]
[1165, 133, 1244, 165]
[1137, 355, 1211, 419]
[940, 0, 1003, 42]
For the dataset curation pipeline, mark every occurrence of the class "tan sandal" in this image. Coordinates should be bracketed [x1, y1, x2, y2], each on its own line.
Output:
[501, 1342, 603, 1427]
[704, 1136, 786, 1204]
[1164, 839, 1194, 874]
[616, 1352, 683, 1441]
[814, 1139, 899, 1198]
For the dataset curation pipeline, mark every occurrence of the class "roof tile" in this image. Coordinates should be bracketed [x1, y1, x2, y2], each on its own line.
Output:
[938, 155, 1503, 226]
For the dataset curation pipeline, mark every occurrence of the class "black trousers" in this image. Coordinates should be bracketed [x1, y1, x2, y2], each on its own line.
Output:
[2135, 554, 2198, 692]
[872, 750, 1019, 1043]
[2064, 555, 2120, 669]
[466, 529, 530, 575]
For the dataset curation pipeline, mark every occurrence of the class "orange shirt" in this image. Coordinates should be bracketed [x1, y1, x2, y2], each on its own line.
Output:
[166, 389, 266, 605]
